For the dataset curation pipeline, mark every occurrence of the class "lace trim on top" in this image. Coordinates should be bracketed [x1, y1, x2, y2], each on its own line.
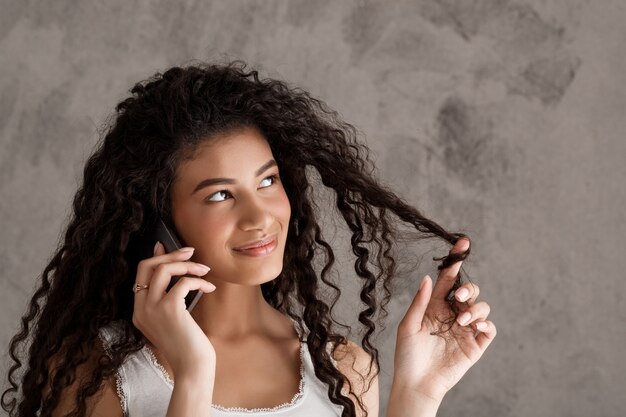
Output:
[114, 368, 129, 417]
[142, 317, 307, 413]
[97, 330, 129, 417]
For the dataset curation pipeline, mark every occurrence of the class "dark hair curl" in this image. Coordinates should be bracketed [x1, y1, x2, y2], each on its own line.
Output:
[2, 59, 472, 417]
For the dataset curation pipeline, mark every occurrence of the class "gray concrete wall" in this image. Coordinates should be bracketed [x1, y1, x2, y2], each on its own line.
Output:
[1, 1, 624, 416]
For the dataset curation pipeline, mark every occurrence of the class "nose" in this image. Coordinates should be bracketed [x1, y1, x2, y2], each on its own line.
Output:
[237, 194, 274, 232]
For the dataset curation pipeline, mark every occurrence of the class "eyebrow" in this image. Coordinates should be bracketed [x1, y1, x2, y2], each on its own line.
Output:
[190, 159, 278, 196]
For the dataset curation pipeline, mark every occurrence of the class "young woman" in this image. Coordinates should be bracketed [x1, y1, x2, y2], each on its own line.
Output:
[2, 60, 496, 417]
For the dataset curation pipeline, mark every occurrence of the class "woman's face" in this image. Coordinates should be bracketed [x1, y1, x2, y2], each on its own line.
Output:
[169, 126, 291, 285]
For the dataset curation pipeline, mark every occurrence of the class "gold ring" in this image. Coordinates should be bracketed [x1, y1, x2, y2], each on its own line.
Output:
[133, 283, 149, 293]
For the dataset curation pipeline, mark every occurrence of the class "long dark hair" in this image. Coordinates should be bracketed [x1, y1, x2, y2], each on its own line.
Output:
[2, 59, 471, 417]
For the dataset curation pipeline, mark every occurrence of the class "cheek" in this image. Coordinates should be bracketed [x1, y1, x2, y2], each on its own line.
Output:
[191, 216, 229, 251]
[276, 189, 291, 223]
[191, 221, 233, 269]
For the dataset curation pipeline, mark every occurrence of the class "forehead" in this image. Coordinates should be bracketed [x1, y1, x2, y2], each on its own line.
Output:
[176, 127, 274, 179]
[196, 128, 271, 160]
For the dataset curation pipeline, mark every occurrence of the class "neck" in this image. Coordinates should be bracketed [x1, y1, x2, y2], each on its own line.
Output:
[189, 282, 287, 342]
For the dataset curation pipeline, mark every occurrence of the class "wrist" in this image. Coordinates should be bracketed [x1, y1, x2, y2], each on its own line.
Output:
[167, 370, 215, 417]
[386, 383, 443, 417]
[392, 382, 444, 404]
[391, 379, 447, 405]
[175, 363, 216, 387]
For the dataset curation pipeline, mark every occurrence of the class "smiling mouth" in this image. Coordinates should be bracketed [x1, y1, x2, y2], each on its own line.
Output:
[233, 234, 278, 251]
[232, 236, 278, 257]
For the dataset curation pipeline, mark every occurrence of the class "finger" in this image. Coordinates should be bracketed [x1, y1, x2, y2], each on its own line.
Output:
[475, 320, 497, 351]
[455, 301, 491, 326]
[155, 240, 166, 256]
[165, 277, 216, 307]
[135, 243, 195, 287]
[453, 282, 480, 304]
[133, 242, 175, 311]
[399, 275, 432, 333]
[432, 237, 470, 300]
[137, 243, 201, 287]
[147, 261, 211, 305]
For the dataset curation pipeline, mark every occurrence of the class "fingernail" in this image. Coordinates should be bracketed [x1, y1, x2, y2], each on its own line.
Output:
[196, 263, 210, 271]
[457, 312, 471, 325]
[456, 288, 469, 301]
[180, 247, 195, 252]
[476, 322, 487, 330]
[207, 282, 216, 291]
[419, 275, 429, 291]
[153, 241, 161, 255]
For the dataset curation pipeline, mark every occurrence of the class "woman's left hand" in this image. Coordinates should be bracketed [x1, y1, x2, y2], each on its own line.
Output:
[391, 238, 497, 402]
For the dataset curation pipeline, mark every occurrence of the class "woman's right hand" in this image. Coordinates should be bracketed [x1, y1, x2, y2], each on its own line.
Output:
[132, 241, 217, 378]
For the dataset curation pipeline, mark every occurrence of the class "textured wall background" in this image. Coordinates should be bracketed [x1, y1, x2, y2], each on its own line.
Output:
[1, 1, 625, 416]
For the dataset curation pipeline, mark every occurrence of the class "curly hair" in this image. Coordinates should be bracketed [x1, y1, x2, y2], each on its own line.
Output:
[2, 59, 472, 417]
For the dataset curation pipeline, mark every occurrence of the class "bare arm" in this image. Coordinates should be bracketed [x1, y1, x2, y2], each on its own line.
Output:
[166, 366, 216, 417]
[331, 340, 379, 417]
[336, 341, 442, 417]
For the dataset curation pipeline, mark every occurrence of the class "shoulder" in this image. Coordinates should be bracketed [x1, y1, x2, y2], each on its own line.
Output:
[43, 332, 125, 417]
[330, 339, 379, 417]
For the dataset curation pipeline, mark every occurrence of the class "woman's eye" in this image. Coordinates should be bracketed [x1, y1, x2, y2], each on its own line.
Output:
[205, 190, 231, 202]
[204, 174, 279, 203]
[259, 174, 278, 187]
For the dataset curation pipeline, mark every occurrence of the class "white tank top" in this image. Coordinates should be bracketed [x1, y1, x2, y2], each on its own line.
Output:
[98, 318, 346, 417]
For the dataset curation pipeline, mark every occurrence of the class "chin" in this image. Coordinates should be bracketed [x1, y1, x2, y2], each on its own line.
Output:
[251, 260, 284, 283]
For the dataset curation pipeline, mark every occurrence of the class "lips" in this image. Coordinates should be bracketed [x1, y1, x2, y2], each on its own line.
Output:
[233, 234, 278, 251]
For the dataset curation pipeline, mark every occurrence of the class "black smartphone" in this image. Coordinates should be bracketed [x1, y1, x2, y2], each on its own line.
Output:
[153, 217, 204, 312]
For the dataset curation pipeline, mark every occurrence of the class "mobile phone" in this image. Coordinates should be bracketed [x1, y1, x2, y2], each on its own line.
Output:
[153, 217, 204, 312]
